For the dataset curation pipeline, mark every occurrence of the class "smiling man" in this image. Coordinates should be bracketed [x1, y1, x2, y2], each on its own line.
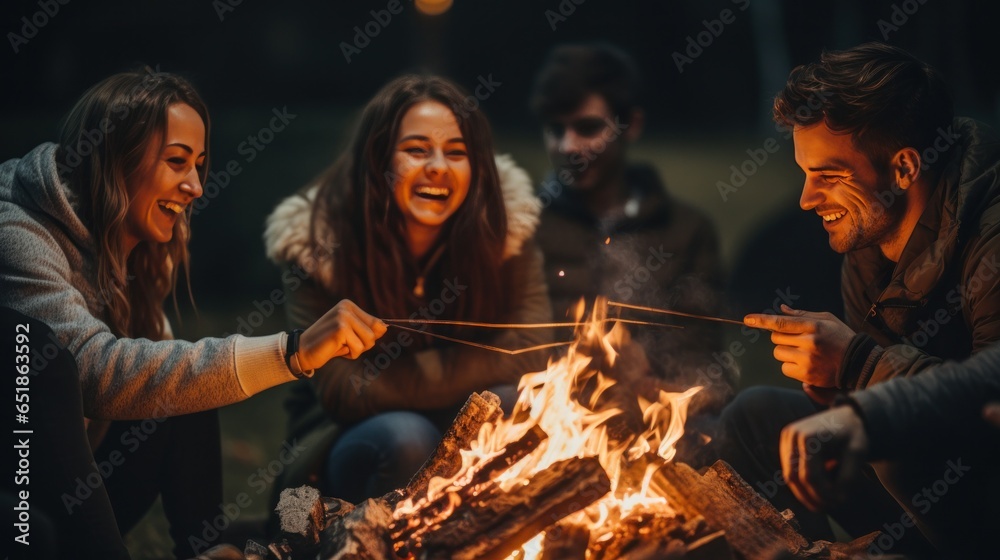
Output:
[719, 43, 1000, 556]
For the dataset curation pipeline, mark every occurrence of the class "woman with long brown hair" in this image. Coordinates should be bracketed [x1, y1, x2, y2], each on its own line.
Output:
[0, 68, 384, 558]
[265, 75, 552, 502]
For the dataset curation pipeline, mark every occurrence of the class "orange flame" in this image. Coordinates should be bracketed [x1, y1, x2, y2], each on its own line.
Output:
[394, 298, 702, 556]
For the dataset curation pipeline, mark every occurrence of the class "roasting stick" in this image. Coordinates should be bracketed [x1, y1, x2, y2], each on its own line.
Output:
[380, 318, 686, 329]
[386, 323, 573, 355]
[607, 300, 748, 327]
[381, 317, 685, 355]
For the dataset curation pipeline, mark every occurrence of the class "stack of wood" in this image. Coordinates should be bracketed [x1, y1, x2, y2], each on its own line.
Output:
[245, 391, 881, 559]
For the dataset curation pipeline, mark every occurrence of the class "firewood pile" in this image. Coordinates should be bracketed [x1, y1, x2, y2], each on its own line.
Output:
[245, 304, 881, 559]
[244, 392, 878, 560]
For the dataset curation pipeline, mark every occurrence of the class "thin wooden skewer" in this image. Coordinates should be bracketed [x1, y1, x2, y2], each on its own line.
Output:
[381, 318, 685, 330]
[386, 323, 574, 355]
[383, 319, 578, 329]
[607, 301, 747, 327]
[382, 317, 684, 355]
[590, 318, 686, 329]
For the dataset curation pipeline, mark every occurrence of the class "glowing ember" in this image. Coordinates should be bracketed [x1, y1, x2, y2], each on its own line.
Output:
[393, 298, 702, 557]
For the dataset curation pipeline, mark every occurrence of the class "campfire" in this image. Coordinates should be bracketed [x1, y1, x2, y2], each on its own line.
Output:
[248, 299, 880, 560]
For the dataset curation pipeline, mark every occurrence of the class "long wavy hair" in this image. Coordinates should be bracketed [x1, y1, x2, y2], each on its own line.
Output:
[310, 75, 507, 338]
[57, 68, 210, 340]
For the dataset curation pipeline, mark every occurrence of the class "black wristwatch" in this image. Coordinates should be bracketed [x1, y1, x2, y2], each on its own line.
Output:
[285, 329, 314, 379]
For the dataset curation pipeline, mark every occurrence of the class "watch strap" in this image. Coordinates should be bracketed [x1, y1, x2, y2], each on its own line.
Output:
[285, 329, 314, 379]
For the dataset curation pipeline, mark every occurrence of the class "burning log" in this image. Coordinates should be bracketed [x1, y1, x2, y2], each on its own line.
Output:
[540, 523, 590, 559]
[454, 424, 547, 490]
[614, 539, 687, 560]
[405, 391, 503, 501]
[322, 497, 356, 526]
[265, 486, 366, 559]
[823, 531, 881, 559]
[651, 460, 882, 560]
[319, 498, 396, 559]
[274, 485, 326, 552]
[681, 531, 733, 560]
[589, 510, 684, 559]
[389, 424, 547, 540]
[396, 456, 611, 560]
[652, 460, 809, 560]
[586, 510, 732, 560]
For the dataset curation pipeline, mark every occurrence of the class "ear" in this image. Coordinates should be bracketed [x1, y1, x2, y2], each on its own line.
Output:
[623, 108, 644, 143]
[891, 147, 922, 190]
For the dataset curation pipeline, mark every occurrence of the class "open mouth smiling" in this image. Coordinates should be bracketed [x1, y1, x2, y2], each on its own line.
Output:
[414, 185, 452, 201]
[158, 200, 185, 216]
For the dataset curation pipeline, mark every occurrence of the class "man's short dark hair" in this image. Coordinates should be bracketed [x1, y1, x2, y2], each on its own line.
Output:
[530, 42, 642, 122]
[774, 42, 954, 175]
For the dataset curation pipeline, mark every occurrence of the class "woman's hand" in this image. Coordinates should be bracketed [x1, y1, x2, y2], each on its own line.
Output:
[298, 299, 388, 369]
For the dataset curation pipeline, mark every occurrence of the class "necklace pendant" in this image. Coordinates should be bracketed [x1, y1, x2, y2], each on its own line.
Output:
[414, 277, 425, 298]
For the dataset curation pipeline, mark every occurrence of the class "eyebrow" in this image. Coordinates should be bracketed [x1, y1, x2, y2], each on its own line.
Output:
[807, 158, 854, 172]
[165, 142, 207, 157]
[398, 135, 466, 144]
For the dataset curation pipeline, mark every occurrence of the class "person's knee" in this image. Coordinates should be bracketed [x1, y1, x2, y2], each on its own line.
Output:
[720, 386, 784, 434]
[378, 412, 440, 465]
[487, 384, 519, 416]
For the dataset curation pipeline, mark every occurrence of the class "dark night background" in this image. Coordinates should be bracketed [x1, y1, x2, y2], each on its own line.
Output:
[2, 0, 998, 555]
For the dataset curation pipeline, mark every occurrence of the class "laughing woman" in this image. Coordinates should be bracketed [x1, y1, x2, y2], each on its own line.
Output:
[0, 69, 385, 558]
[265, 75, 552, 502]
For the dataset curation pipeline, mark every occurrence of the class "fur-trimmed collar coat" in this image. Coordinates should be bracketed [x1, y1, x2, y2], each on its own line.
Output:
[261, 154, 553, 441]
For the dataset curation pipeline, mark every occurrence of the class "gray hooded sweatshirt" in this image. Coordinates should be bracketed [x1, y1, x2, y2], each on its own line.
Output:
[0, 143, 296, 432]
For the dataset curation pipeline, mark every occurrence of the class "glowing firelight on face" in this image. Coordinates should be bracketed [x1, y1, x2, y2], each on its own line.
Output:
[393, 298, 702, 558]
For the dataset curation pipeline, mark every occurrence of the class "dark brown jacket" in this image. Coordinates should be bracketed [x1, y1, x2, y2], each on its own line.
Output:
[839, 118, 1000, 390]
[536, 164, 733, 409]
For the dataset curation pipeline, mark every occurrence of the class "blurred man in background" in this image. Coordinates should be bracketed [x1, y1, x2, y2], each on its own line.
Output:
[530, 42, 733, 436]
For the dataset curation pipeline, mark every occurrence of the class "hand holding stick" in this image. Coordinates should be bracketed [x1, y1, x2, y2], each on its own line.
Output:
[298, 299, 388, 369]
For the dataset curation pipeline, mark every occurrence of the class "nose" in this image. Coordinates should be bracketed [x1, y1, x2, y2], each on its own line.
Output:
[180, 167, 204, 199]
[558, 129, 582, 155]
[424, 149, 447, 177]
[799, 178, 822, 211]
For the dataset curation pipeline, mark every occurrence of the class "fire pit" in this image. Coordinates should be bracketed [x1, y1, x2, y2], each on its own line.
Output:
[247, 300, 880, 559]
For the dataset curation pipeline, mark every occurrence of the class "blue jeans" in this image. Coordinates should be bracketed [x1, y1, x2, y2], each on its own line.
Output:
[324, 411, 441, 503]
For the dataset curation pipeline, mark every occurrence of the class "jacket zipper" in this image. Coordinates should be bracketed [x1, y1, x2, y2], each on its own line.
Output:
[867, 300, 924, 319]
